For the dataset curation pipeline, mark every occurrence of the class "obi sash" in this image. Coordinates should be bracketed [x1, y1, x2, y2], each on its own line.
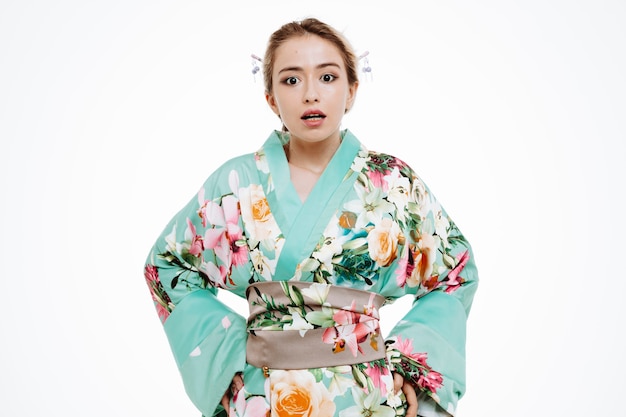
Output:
[245, 281, 386, 370]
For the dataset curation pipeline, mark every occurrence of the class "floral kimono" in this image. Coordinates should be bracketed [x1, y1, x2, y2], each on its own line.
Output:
[144, 130, 478, 417]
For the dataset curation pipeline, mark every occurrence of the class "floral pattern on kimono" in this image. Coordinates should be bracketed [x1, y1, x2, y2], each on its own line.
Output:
[144, 130, 478, 417]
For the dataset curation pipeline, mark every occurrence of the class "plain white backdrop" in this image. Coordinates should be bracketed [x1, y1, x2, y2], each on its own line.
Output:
[1, 1, 624, 415]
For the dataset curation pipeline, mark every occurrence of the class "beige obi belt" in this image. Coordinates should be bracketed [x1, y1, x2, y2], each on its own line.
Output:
[246, 281, 386, 370]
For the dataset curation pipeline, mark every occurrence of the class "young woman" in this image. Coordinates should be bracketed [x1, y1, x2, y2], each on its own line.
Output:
[144, 18, 478, 417]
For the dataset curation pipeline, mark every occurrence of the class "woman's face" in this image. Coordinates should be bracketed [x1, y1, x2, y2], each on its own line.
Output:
[266, 35, 358, 145]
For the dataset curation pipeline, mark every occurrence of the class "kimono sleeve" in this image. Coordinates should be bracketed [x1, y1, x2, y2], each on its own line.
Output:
[143, 173, 248, 417]
[385, 175, 479, 416]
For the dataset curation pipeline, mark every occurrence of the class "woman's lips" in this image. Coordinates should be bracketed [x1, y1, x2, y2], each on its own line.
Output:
[301, 110, 326, 127]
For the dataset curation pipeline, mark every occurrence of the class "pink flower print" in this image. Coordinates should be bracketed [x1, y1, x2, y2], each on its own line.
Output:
[197, 201, 210, 228]
[333, 301, 380, 352]
[337, 300, 379, 325]
[197, 193, 240, 230]
[393, 336, 415, 357]
[230, 234, 249, 267]
[324, 310, 376, 357]
[392, 336, 427, 363]
[144, 264, 158, 285]
[418, 369, 444, 393]
[322, 324, 360, 357]
[199, 259, 228, 288]
[364, 361, 390, 390]
[333, 305, 360, 326]
[412, 352, 429, 367]
[197, 188, 209, 227]
[196, 188, 219, 228]
[221, 196, 246, 267]
[444, 250, 469, 293]
[363, 293, 380, 320]
[144, 264, 173, 322]
[368, 169, 390, 191]
[226, 221, 248, 268]
[186, 219, 205, 257]
[395, 248, 409, 288]
[231, 392, 268, 417]
[205, 227, 230, 263]
[222, 194, 240, 226]
[202, 195, 247, 271]
[202, 199, 224, 228]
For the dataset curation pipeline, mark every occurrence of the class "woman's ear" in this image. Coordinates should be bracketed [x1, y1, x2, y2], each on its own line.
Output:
[265, 92, 280, 116]
[345, 81, 359, 112]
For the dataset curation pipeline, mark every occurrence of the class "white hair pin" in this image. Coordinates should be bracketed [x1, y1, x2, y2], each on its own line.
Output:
[251, 54, 262, 82]
[359, 51, 372, 81]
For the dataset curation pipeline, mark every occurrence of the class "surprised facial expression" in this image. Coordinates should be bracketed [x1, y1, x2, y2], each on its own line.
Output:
[265, 35, 358, 145]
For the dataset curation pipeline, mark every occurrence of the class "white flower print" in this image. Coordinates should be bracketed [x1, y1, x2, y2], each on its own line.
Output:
[255, 150, 270, 174]
[431, 200, 451, 246]
[312, 236, 343, 274]
[239, 183, 281, 245]
[412, 176, 434, 221]
[344, 186, 395, 230]
[283, 307, 314, 336]
[228, 169, 240, 196]
[164, 225, 178, 253]
[350, 148, 370, 173]
[384, 167, 410, 222]
[250, 247, 276, 281]
[339, 387, 395, 417]
[301, 282, 331, 305]
[323, 366, 355, 397]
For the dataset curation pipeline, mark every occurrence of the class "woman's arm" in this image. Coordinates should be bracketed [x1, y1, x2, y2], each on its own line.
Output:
[385, 170, 479, 416]
[144, 177, 248, 416]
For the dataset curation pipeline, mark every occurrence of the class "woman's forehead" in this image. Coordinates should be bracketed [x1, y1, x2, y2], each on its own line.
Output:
[273, 35, 344, 71]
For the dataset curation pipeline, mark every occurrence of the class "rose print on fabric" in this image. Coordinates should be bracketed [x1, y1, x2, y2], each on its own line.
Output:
[296, 150, 471, 296]
[367, 218, 402, 267]
[270, 370, 336, 417]
[405, 233, 436, 289]
[239, 184, 280, 245]
[239, 183, 285, 281]
[153, 170, 286, 292]
[143, 132, 478, 416]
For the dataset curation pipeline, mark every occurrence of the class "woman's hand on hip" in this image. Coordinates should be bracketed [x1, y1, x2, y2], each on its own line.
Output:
[393, 372, 418, 417]
[220, 373, 244, 413]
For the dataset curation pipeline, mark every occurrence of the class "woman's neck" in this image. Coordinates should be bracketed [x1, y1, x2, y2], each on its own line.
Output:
[284, 134, 341, 175]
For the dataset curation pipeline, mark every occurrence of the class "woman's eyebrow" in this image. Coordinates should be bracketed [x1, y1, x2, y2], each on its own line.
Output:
[277, 62, 341, 75]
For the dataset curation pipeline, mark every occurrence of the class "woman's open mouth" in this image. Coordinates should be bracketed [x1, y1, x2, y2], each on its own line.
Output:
[301, 110, 326, 126]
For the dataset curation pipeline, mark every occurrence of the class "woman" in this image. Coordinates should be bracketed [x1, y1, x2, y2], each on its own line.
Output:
[144, 18, 478, 417]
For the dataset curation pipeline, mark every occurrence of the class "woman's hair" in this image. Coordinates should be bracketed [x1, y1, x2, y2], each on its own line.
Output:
[263, 18, 359, 94]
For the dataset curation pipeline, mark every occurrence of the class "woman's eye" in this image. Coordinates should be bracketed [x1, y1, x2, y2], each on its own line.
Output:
[321, 74, 336, 82]
[285, 77, 299, 85]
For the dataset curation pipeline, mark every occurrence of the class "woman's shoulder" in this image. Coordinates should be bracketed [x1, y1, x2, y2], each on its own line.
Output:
[197, 131, 282, 193]
[192, 150, 258, 197]
[348, 131, 412, 167]
[213, 131, 282, 171]
[359, 146, 420, 179]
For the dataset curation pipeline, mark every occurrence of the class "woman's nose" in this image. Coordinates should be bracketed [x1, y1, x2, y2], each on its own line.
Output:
[303, 82, 319, 103]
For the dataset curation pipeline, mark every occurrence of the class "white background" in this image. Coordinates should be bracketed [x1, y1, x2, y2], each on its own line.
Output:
[1, 1, 625, 416]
